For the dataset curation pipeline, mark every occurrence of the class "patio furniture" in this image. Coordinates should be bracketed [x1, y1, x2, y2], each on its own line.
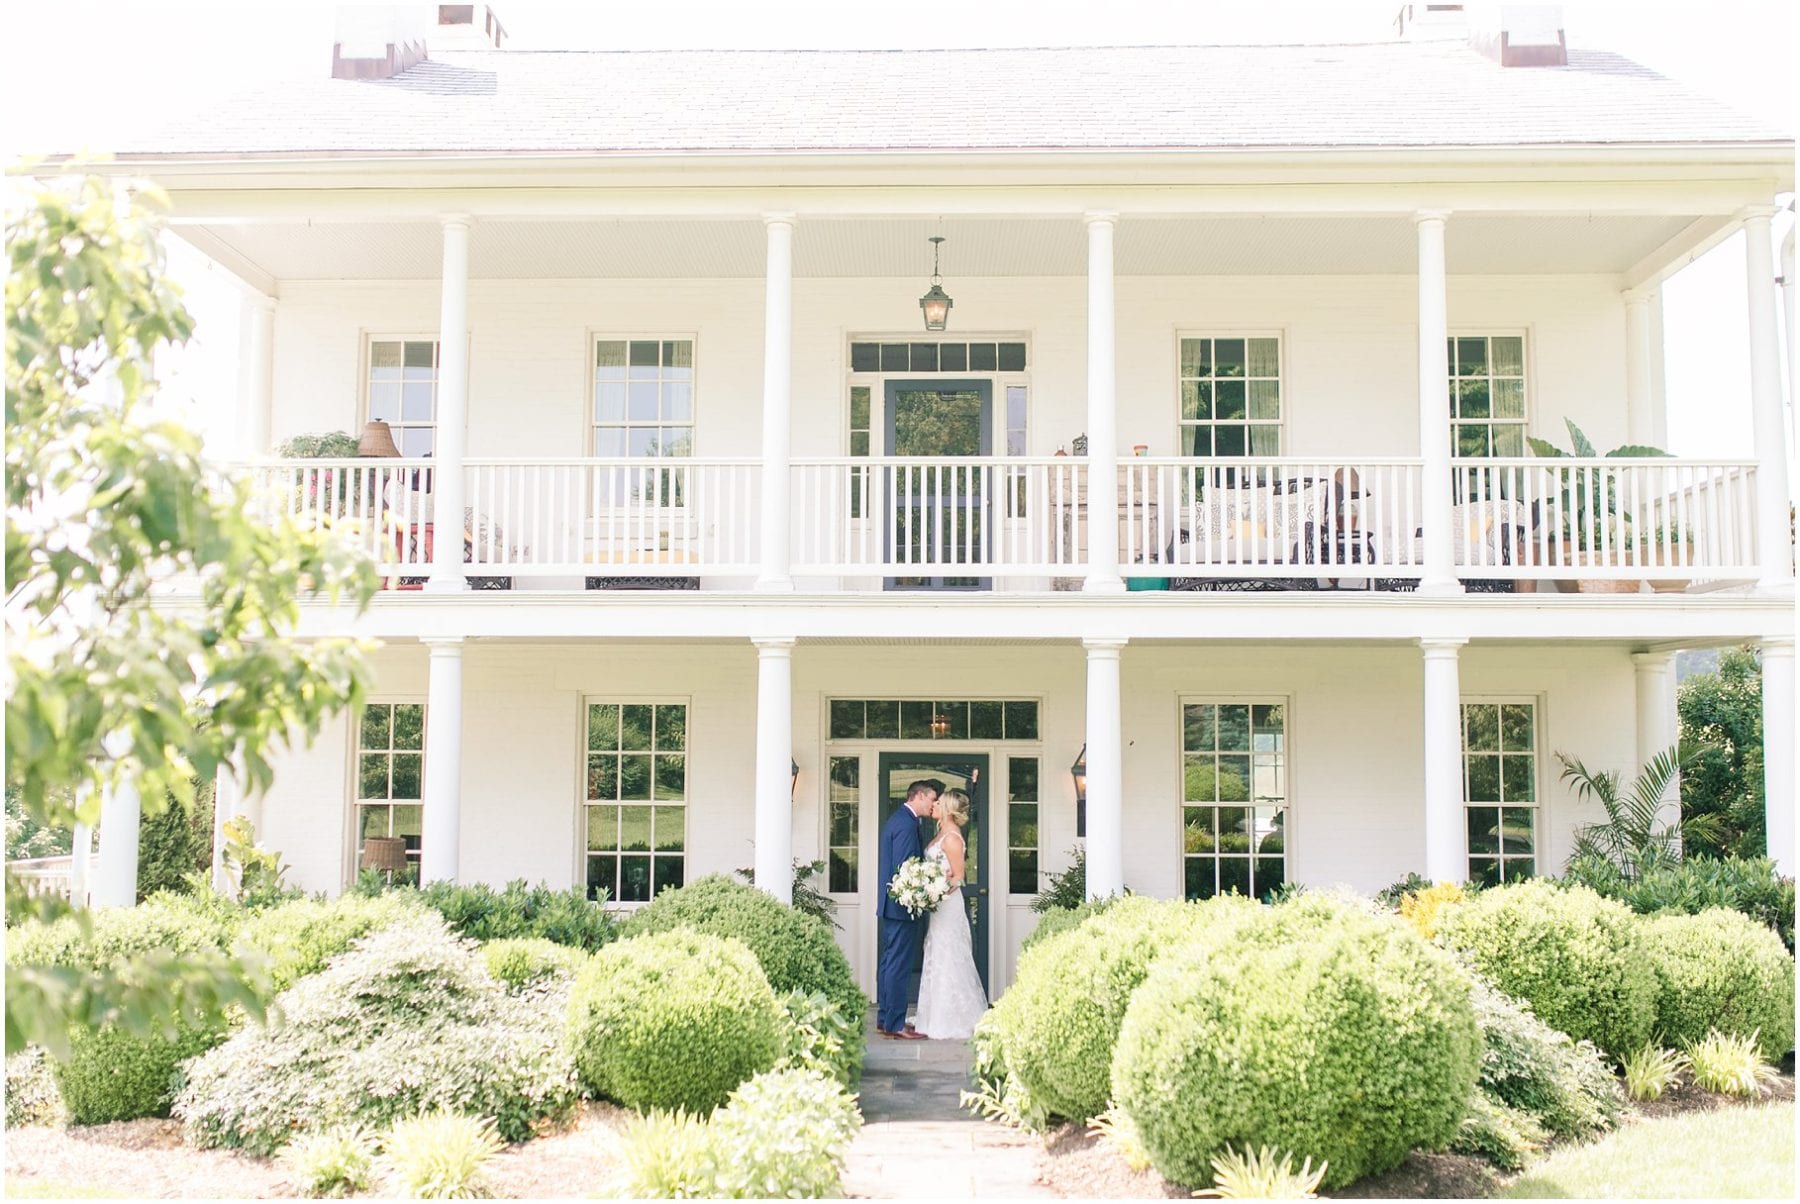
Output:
[1164, 478, 1324, 591]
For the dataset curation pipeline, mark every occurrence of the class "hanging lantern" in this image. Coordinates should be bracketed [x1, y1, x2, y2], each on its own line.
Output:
[918, 235, 953, 331]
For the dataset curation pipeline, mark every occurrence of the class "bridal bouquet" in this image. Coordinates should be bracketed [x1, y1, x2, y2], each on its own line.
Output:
[888, 856, 953, 919]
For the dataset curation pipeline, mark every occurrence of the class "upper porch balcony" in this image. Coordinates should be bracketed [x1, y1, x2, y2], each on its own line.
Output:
[241, 450, 1765, 595]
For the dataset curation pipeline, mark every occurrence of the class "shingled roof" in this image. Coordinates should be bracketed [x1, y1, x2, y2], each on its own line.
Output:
[115, 40, 1786, 159]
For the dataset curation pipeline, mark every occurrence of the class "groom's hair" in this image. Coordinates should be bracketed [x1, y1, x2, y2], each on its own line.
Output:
[905, 780, 938, 803]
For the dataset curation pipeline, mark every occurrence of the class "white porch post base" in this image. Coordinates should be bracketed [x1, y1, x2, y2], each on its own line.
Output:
[753, 638, 796, 903]
[425, 216, 471, 594]
[420, 638, 466, 884]
[1083, 638, 1127, 898]
[1421, 637, 1467, 882]
[1763, 638, 1795, 875]
[756, 215, 796, 593]
[94, 779, 142, 908]
[1632, 650, 1680, 846]
[1415, 211, 1462, 597]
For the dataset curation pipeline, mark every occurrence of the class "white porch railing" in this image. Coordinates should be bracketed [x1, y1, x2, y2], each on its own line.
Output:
[1448, 458, 1760, 581]
[7, 855, 76, 900]
[462, 458, 761, 576]
[791, 456, 1087, 576]
[1119, 457, 1427, 578]
[245, 458, 437, 578]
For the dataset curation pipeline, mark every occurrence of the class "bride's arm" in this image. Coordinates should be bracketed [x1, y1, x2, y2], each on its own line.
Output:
[945, 831, 966, 885]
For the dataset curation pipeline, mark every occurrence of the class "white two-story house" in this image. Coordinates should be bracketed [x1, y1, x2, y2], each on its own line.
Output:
[71, 5, 1794, 996]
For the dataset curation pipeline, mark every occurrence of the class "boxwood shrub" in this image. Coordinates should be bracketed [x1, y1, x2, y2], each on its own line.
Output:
[993, 894, 1260, 1123]
[1017, 895, 1120, 954]
[1112, 894, 1481, 1190]
[618, 875, 865, 1024]
[1638, 908, 1795, 1058]
[481, 937, 590, 991]
[176, 915, 578, 1153]
[56, 1022, 220, 1126]
[566, 929, 785, 1114]
[235, 892, 426, 993]
[6, 894, 234, 972]
[1434, 879, 1657, 1061]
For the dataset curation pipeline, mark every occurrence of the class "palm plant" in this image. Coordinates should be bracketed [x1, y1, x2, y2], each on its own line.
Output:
[1560, 748, 1683, 879]
[1526, 419, 1668, 554]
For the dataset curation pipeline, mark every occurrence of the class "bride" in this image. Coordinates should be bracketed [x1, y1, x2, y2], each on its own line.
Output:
[912, 788, 989, 1039]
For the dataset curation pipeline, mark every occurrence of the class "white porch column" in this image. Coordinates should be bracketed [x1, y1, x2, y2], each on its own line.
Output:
[1421, 637, 1467, 882]
[94, 778, 141, 908]
[70, 814, 92, 910]
[420, 638, 466, 884]
[426, 216, 471, 593]
[1743, 207, 1795, 591]
[1632, 650, 1681, 843]
[1083, 638, 1127, 898]
[757, 215, 796, 592]
[753, 638, 796, 902]
[1763, 638, 1795, 874]
[238, 293, 275, 456]
[1084, 212, 1125, 593]
[1624, 288, 1658, 447]
[1416, 211, 1461, 596]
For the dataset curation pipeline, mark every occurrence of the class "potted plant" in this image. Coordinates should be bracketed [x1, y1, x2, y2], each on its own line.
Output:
[1637, 521, 1694, 593]
[1526, 419, 1668, 594]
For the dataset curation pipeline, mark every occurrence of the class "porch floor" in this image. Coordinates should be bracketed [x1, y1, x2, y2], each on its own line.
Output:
[846, 1022, 1052, 1198]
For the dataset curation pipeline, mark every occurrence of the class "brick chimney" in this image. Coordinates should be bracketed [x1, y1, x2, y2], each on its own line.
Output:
[331, 5, 431, 81]
[433, 5, 507, 50]
[1469, 4, 1569, 68]
[1395, 4, 1470, 42]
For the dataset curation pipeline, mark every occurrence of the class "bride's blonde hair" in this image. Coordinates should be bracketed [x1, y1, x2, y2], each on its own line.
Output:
[938, 788, 971, 828]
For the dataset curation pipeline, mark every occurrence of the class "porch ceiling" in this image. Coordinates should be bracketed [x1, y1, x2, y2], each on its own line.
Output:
[185, 212, 1696, 283]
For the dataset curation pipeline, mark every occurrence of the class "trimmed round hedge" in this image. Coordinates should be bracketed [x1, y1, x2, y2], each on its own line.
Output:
[994, 894, 1260, 1123]
[1434, 879, 1657, 1061]
[56, 1022, 219, 1126]
[1638, 908, 1795, 1059]
[566, 930, 785, 1114]
[1112, 894, 1482, 1190]
[618, 875, 865, 1024]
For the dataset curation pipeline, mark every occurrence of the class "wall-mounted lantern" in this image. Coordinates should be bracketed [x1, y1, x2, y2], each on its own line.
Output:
[1071, 744, 1087, 838]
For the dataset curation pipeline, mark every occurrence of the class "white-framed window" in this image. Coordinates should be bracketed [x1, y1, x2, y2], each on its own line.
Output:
[826, 755, 860, 894]
[584, 700, 687, 903]
[354, 701, 425, 881]
[1178, 335, 1282, 457]
[1180, 699, 1287, 902]
[593, 338, 695, 458]
[366, 338, 440, 457]
[1462, 698, 1539, 887]
[1448, 334, 1527, 458]
[1006, 755, 1040, 896]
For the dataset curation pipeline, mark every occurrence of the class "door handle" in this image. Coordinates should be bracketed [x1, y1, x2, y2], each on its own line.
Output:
[977, 887, 989, 897]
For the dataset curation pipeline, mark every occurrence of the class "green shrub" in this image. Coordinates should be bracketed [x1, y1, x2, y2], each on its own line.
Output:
[706, 1068, 862, 1198]
[5, 1048, 63, 1128]
[1113, 895, 1481, 1190]
[1018, 894, 1120, 953]
[1620, 1043, 1688, 1102]
[996, 895, 1261, 1123]
[235, 892, 426, 992]
[416, 879, 618, 951]
[278, 1125, 377, 1198]
[379, 1112, 504, 1199]
[619, 875, 865, 1023]
[56, 1022, 221, 1126]
[1030, 845, 1089, 913]
[1435, 879, 1657, 1060]
[774, 990, 864, 1089]
[1452, 1094, 1548, 1173]
[1466, 972, 1624, 1139]
[136, 790, 213, 900]
[1638, 909, 1795, 1058]
[960, 1007, 1052, 1132]
[608, 1110, 715, 1198]
[1196, 1144, 1331, 1200]
[5, 894, 233, 971]
[567, 930, 785, 1114]
[175, 915, 577, 1153]
[480, 937, 589, 991]
[1561, 854, 1795, 951]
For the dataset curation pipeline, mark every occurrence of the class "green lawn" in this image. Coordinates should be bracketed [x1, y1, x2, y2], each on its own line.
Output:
[1500, 1102, 1794, 1199]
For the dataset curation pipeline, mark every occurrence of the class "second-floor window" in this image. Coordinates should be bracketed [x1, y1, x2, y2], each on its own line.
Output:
[367, 339, 440, 456]
[594, 339, 694, 458]
[1448, 335, 1527, 457]
[1179, 336, 1282, 457]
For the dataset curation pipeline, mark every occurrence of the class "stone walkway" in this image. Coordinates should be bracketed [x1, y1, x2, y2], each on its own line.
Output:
[843, 1025, 1054, 1199]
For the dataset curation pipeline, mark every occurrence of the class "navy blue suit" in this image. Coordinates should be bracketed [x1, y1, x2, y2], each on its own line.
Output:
[876, 803, 927, 1032]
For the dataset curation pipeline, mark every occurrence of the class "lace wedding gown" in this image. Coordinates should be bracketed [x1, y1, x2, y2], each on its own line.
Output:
[911, 838, 989, 1039]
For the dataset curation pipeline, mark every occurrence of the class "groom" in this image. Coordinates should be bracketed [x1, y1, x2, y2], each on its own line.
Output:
[876, 779, 940, 1039]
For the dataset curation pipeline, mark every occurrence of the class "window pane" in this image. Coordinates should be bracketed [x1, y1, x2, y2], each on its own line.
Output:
[1009, 849, 1038, 896]
[934, 701, 969, 740]
[653, 805, 685, 852]
[588, 755, 619, 801]
[595, 429, 627, 457]
[1502, 755, 1535, 803]
[1467, 807, 1500, 855]
[1218, 857, 1251, 898]
[621, 705, 653, 749]
[358, 754, 389, 800]
[399, 427, 435, 457]
[910, 343, 939, 372]
[369, 383, 401, 422]
[595, 341, 627, 375]
[1185, 856, 1214, 901]
[851, 343, 879, 372]
[1180, 338, 1211, 378]
[1456, 337, 1487, 376]
[587, 856, 620, 903]
[1459, 380, 1490, 419]
[629, 340, 659, 367]
[940, 343, 967, 372]
[1217, 757, 1250, 801]
[1467, 756, 1501, 803]
[970, 701, 1004, 740]
[829, 700, 864, 740]
[1217, 706, 1250, 750]
[1003, 701, 1038, 740]
[359, 804, 392, 842]
[1492, 426, 1524, 456]
[1248, 380, 1280, 420]
[969, 343, 998, 371]
[1184, 807, 1216, 853]
[1246, 338, 1279, 377]
[850, 387, 870, 430]
[1009, 802, 1038, 847]
[1214, 340, 1246, 377]
[901, 701, 934, 739]
[1215, 380, 1247, 421]
[1184, 704, 1216, 751]
[867, 699, 900, 739]
[1184, 757, 1217, 803]
[1500, 808, 1534, 856]
[371, 342, 402, 370]
[829, 850, 856, 893]
[655, 706, 686, 752]
[403, 341, 435, 369]
[393, 705, 424, 750]
[1470, 857, 1502, 890]
[880, 344, 909, 371]
[1492, 336, 1524, 376]
[829, 802, 856, 848]
[998, 342, 1027, 372]
[1215, 425, 1247, 457]
[1493, 379, 1525, 420]
[587, 804, 620, 852]
[390, 754, 422, 800]
[589, 704, 620, 751]
[620, 856, 652, 902]
[1254, 858, 1285, 902]
[1185, 427, 1214, 456]
[361, 705, 392, 750]
[1182, 380, 1212, 421]
[653, 855, 684, 894]
[1464, 704, 1500, 752]
[653, 755, 685, 800]
[621, 805, 653, 852]
[1008, 757, 1039, 801]
[1500, 704, 1534, 751]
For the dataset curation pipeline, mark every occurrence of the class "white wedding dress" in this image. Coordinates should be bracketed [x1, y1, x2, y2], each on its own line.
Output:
[911, 836, 989, 1039]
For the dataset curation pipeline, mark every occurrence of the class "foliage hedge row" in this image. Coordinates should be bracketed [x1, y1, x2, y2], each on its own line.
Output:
[566, 929, 786, 1115]
[236, 892, 426, 993]
[481, 937, 591, 991]
[412, 878, 619, 951]
[1018, 895, 1120, 954]
[619, 875, 865, 1024]
[1112, 893, 1482, 1190]
[1561, 854, 1795, 952]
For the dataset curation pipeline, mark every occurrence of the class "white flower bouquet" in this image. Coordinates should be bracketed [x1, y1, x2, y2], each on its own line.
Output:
[887, 856, 953, 919]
